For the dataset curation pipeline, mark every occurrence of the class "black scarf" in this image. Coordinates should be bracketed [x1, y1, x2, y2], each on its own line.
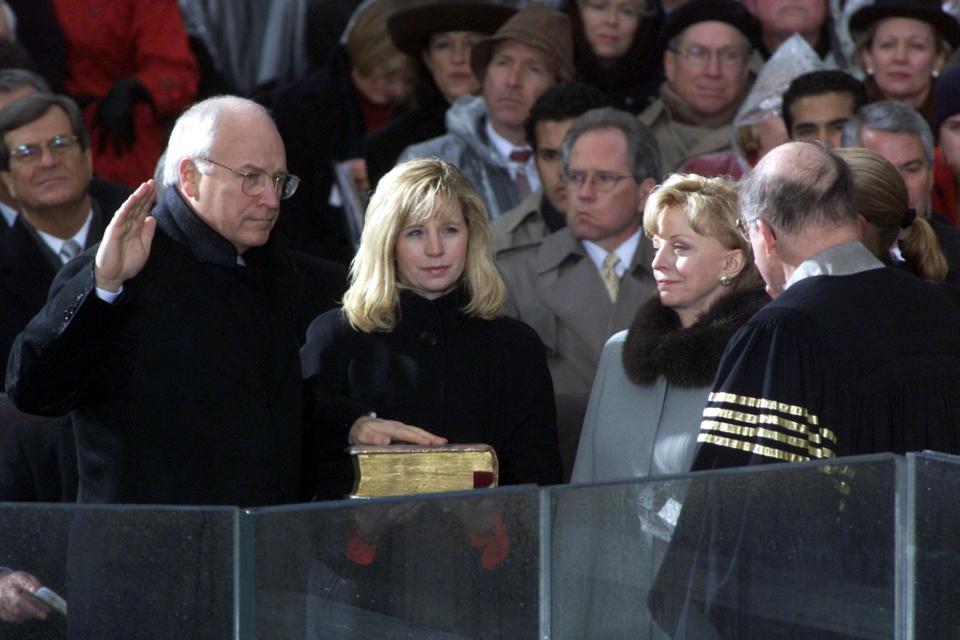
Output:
[623, 288, 769, 388]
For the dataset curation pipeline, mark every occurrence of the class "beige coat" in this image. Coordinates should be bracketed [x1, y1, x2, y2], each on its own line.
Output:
[497, 227, 657, 398]
[491, 190, 551, 254]
[638, 98, 734, 175]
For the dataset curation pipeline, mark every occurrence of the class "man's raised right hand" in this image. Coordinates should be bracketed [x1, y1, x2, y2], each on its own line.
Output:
[95, 179, 157, 293]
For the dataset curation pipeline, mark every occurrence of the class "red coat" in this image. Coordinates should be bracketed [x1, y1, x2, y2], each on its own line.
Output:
[53, 0, 199, 187]
[933, 147, 959, 227]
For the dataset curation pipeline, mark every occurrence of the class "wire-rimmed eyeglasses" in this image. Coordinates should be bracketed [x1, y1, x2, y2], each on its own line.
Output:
[9, 135, 80, 163]
[562, 170, 635, 192]
[199, 157, 300, 200]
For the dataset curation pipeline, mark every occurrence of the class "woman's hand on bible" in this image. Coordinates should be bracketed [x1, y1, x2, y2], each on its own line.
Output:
[349, 415, 448, 446]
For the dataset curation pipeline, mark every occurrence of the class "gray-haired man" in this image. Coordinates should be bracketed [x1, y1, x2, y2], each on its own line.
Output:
[7, 95, 314, 507]
[841, 99, 960, 280]
[695, 140, 960, 471]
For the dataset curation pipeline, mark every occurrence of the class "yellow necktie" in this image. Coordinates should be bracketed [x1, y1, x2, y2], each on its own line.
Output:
[600, 252, 621, 302]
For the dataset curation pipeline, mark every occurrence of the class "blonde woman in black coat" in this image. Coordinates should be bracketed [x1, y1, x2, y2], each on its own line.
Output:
[301, 158, 562, 499]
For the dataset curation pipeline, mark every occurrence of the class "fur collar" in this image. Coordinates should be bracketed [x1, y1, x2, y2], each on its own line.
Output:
[622, 289, 769, 388]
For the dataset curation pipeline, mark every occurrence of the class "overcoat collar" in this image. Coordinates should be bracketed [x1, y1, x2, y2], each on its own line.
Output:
[533, 226, 654, 276]
[153, 186, 246, 268]
[623, 288, 768, 387]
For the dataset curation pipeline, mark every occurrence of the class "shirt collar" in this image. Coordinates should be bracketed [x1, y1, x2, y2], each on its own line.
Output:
[785, 241, 885, 289]
[483, 118, 540, 192]
[485, 118, 522, 163]
[0, 201, 17, 228]
[35, 209, 94, 259]
[582, 229, 641, 277]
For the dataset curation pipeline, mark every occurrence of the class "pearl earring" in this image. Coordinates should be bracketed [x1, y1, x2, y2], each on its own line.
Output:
[934, 69, 941, 78]
[866, 67, 874, 76]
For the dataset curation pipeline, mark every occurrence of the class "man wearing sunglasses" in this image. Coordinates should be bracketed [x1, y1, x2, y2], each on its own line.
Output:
[0, 93, 131, 386]
[6, 95, 315, 509]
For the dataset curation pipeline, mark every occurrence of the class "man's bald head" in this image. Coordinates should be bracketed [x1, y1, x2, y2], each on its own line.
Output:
[740, 140, 856, 236]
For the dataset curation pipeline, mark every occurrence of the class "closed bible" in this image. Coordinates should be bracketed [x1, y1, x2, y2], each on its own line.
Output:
[347, 444, 499, 498]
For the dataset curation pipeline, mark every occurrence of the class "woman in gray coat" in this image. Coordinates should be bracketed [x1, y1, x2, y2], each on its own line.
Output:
[571, 173, 767, 483]
[555, 174, 766, 638]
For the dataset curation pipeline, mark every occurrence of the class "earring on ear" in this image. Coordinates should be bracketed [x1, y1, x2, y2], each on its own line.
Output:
[934, 69, 941, 78]
[866, 67, 874, 76]
[719, 274, 732, 287]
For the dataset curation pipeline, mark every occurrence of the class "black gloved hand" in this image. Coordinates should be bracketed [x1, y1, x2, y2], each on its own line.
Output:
[94, 77, 149, 156]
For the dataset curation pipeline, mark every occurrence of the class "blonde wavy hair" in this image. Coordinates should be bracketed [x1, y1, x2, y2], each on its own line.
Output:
[342, 158, 506, 332]
[642, 173, 763, 295]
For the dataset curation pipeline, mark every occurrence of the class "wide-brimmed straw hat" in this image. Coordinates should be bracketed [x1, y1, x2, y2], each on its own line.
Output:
[387, 2, 517, 58]
[848, 0, 960, 49]
[469, 4, 574, 82]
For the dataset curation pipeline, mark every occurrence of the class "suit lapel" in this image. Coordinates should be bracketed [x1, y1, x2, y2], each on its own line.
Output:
[85, 201, 107, 249]
[536, 230, 657, 355]
[535, 230, 616, 357]
[0, 218, 58, 308]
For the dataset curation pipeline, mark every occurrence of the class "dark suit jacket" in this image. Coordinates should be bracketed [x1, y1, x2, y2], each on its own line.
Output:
[0, 181, 130, 386]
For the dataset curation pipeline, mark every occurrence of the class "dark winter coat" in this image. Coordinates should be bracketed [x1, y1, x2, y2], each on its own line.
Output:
[272, 47, 365, 264]
[6, 186, 312, 506]
[301, 287, 563, 499]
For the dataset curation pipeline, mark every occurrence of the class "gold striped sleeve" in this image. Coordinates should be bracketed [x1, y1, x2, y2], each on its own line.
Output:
[696, 433, 814, 463]
[697, 392, 836, 462]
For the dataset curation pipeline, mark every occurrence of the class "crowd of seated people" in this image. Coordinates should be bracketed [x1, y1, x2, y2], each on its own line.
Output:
[5, 0, 960, 633]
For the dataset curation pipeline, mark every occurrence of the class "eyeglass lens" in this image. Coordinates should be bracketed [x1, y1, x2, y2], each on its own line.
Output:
[12, 135, 78, 161]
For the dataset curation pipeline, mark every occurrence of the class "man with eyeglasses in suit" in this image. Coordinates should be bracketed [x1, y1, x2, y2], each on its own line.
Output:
[6, 95, 317, 509]
[497, 107, 659, 406]
[0, 93, 131, 386]
[638, 0, 762, 172]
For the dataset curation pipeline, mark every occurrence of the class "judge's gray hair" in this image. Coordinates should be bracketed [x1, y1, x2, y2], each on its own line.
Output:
[739, 141, 856, 236]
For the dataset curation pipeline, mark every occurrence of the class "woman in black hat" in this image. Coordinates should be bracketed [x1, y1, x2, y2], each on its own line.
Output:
[364, 1, 515, 188]
[565, 0, 662, 115]
[850, 0, 960, 125]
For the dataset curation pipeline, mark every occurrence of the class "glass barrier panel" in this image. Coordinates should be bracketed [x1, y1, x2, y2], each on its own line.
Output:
[0, 503, 237, 639]
[550, 455, 900, 639]
[909, 451, 960, 639]
[248, 486, 543, 639]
